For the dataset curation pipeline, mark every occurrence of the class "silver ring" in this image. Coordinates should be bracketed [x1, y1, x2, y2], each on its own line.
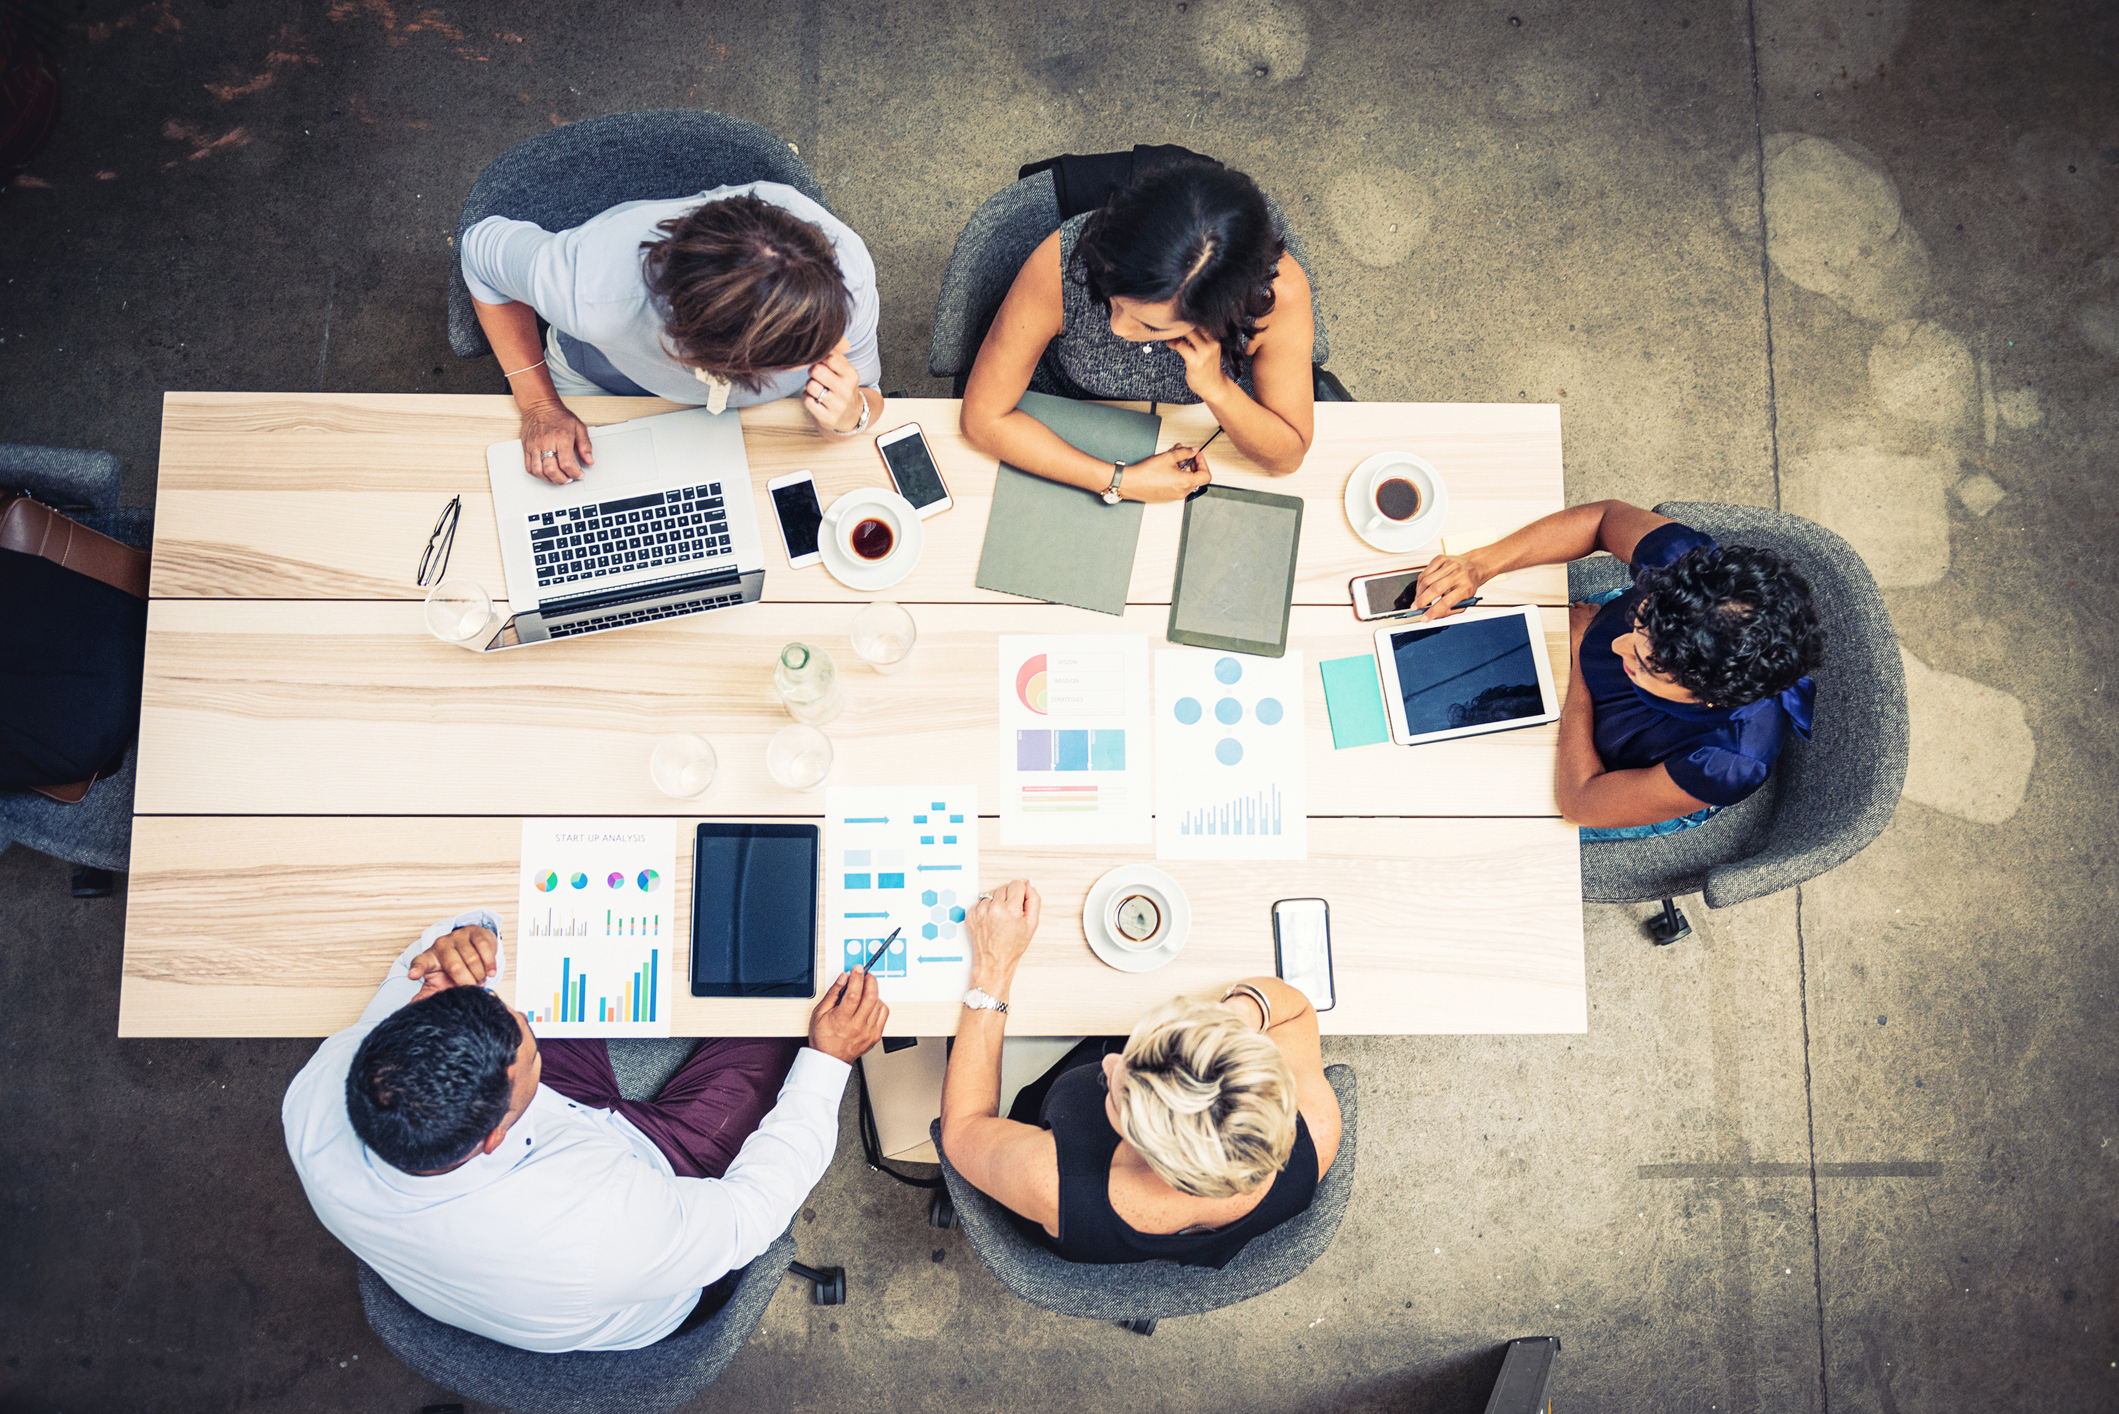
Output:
[978, 893, 993, 902]
[540, 451, 557, 458]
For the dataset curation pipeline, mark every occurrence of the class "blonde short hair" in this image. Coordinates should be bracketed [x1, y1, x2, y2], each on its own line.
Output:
[1112, 998, 1299, 1199]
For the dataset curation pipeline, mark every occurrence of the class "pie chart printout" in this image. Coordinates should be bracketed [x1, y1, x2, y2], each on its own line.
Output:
[1015, 654, 1049, 715]
[533, 870, 559, 893]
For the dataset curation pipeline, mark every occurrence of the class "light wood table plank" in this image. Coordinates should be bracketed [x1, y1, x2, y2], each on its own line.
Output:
[148, 393, 1567, 608]
[134, 601, 1572, 818]
[119, 816, 1585, 1039]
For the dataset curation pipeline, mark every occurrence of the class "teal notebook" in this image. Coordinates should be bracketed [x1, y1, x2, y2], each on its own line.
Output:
[1320, 653, 1392, 749]
[973, 391, 1161, 616]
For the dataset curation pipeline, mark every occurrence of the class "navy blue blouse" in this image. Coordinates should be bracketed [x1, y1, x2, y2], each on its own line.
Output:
[1577, 522, 1815, 808]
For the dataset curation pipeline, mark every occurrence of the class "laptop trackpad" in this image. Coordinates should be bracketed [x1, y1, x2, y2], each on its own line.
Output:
[584, 423, 659, 487]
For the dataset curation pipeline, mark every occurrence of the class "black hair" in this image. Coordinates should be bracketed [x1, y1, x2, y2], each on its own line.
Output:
[346, 986, 522, 1174]
[1070, 160, 1286, 382]
[1631, 544, 1825, 708]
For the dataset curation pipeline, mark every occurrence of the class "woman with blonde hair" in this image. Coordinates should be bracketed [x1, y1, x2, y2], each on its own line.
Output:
[940, 881, 1341, 1266]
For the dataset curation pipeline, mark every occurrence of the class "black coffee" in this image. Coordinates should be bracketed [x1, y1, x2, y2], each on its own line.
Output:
[851, 517, 895, 561]
[1375, 477, 1422, 521]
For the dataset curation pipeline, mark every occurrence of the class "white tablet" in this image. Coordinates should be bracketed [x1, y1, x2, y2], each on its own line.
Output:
[1373, 605, 1562, 747]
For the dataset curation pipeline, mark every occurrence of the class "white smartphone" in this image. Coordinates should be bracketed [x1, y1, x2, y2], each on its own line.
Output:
[875, 422, 952, 518]
[767, 470, 825, 569]
[1272, 898, 1334, 1012]
[1348, 564, 1430, 621]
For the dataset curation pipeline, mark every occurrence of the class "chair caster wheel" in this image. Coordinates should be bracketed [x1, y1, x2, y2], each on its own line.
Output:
[1120, 1317, 1158, 1336]
[928, 1191, 958, 1229]
[787, 1261, 847, 1305]
[71, 866, 115, 899]
[1646, 898, 1692, 946]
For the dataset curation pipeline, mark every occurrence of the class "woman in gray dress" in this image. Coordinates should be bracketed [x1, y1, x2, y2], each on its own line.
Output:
[961, 160, 1317, 503]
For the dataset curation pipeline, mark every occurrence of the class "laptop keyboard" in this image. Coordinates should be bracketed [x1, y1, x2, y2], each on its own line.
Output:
[546, 588, 749, 639]
[528, 483, 729, 589]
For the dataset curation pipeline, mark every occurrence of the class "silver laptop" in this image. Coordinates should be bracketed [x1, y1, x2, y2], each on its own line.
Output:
[484, 407, 766, 644]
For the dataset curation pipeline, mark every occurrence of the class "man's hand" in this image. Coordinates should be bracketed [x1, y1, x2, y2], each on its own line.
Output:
[1407, 551, 1488, 622]
[966, 879, 1040, 994]
[803, 336, 865, 434]
[408, 924, 500, 1001]
[521, 401, 594, 484]
[809, 967, 889, 1063]
[1167, 329, 1232, 401]
[1118, 445, 1212, 503]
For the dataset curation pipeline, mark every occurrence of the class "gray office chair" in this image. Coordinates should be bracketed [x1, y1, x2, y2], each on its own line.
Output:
[927, 1063, 1357, 1335]
[448, 110, 827, 360]
[1572, 502, 1909, 943]
[0, 444, 151, 897]
[356, 1040, 843, 1414]
[925, 166, 1348, 401]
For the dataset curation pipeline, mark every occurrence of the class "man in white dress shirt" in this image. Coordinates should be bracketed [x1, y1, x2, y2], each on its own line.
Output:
[461, 182, 885, 485]
[283, 909, 886, 1353]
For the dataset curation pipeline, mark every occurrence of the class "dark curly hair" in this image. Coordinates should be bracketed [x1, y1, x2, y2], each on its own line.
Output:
[1071, 159, 1285, 382]
[346, 985, 521, 1174]
[1630, 545, 1825, 708]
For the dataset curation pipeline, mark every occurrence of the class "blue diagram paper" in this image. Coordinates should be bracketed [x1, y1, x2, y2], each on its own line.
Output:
[997, 634, 1154, 846]
[1152, 651, 1309, 861]
[824, 785, 980, 1001]
[514, 818, 676, 1037]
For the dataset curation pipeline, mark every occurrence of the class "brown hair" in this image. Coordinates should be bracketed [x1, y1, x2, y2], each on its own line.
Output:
[640, 195, 850, 392]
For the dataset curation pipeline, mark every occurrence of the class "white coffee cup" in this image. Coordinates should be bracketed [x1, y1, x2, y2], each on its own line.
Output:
[1107, 887, 1169, 952]
[1364, 461, 1436, 538]
[829, 499, 905, 566]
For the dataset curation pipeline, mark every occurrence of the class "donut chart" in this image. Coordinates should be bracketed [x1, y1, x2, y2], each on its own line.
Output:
[1014, 654, 1049, 714]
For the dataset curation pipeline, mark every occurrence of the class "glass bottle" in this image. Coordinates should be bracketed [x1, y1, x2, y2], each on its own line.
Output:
[773, 642, 843, 725]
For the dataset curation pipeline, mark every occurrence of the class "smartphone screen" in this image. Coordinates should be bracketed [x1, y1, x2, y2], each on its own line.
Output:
[880, 431, 949, 512]
[1274, 898, 1334, 1011]
[770, 478, 824, 561]
[691, 824, 818, 997]
[1359, 568, 1426, 619]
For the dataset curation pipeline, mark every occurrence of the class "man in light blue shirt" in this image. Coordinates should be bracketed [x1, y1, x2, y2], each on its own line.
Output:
[283, 910, 887, 1352]
[462, 181, 884, 484]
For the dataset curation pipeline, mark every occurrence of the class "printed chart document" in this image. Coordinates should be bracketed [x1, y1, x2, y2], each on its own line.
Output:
[514, 819, 677, 1037]
[998, 634, 1154, 846]
[1152, 650, 1309, 861]
[824, 786, 980, 1002]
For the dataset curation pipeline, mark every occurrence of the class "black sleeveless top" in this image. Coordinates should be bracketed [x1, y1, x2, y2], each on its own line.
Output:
[1033, 1063, 1319, 1268]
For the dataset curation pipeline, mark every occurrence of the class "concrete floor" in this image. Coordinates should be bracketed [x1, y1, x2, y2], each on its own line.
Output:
[2, 0, 2115, 1409]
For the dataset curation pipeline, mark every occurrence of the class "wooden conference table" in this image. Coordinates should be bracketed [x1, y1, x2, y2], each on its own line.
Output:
[119, 394, 1585, 1039]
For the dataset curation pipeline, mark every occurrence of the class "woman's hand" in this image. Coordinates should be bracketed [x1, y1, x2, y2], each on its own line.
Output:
[1120, 445, 1213, 503]
[1167, 329, 1232, 402]
[1407, 551, 1489, 621]
[520, 401, 594, 484]
[803, 336, 865, 434]
[966, 879, 1041, 995]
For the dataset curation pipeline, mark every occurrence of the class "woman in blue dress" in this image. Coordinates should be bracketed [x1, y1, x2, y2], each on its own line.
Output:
[1410, 502, 1824, 837]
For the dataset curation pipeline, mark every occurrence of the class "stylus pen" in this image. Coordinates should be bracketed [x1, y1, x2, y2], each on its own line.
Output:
[1179, 426, 1223, 471]
[841, 927, 901, 1000]
[1395, 596, 1483, 620]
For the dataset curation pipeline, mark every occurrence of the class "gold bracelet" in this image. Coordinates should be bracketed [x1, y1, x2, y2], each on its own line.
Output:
[1220, 983, 1270, 1030]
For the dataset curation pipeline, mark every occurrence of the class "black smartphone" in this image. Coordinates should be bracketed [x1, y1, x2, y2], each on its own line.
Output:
[690, 824, 819, 997]
[1272, 897, 1335, 1012]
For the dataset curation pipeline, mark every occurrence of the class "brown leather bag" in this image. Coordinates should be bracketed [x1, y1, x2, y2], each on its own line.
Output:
[0, 494, 151, 802]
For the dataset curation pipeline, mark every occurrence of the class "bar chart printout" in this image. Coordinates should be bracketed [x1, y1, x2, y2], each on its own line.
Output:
[997, 635, 1153, 847]
[514, 819, 676, 1037]
[1152, 650, 1309, 861]
[824, 785, 979, 1003]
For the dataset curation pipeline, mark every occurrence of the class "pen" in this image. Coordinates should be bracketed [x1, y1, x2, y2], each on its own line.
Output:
[1179, 426, 1223, 472]
[841, 926, 901, 1000]
[1391, 594, 1484, 619]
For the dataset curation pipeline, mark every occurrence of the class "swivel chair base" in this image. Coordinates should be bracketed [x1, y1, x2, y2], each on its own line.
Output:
[1646, 898, 1692, 946]
[786, 1261, 846, 1305]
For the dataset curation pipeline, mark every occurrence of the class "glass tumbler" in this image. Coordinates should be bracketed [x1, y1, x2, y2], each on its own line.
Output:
[851, 600, 917, 674]
[649, 733, 718, 800]
[766, 723, 834, 791]
[423, 578, 495, 650]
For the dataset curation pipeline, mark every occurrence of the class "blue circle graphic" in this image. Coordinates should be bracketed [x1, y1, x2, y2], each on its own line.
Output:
[1215, 738, 1244, 765]
[1215, 697, 1243, 725]
[1173, 697, 1202, 725]
[1214, 657, 1243, 684]
[1256, 697, 1284, 725]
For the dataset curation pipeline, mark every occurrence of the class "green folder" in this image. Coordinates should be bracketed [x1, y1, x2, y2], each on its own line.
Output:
[973, 391, 1161, 616]
[1320, 653, 1393, 749]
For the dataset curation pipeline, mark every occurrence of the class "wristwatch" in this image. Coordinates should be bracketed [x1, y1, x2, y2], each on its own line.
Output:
[1100, 461, 1126, 506]
[962, 987, 1009, 1014]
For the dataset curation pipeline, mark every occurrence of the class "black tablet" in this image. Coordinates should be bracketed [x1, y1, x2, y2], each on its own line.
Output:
[1166, 484, 1305, 658]
[690, 823, 819, 998]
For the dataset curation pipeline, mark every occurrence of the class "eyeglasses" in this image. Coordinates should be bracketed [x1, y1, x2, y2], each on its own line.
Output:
[417, 495, 462, 587]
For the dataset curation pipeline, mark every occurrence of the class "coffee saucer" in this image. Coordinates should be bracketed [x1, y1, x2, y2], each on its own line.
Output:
[1345, 450, 1449, 554]
[819, 488, 923, 591]
[1081, 864, 1192, 974]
